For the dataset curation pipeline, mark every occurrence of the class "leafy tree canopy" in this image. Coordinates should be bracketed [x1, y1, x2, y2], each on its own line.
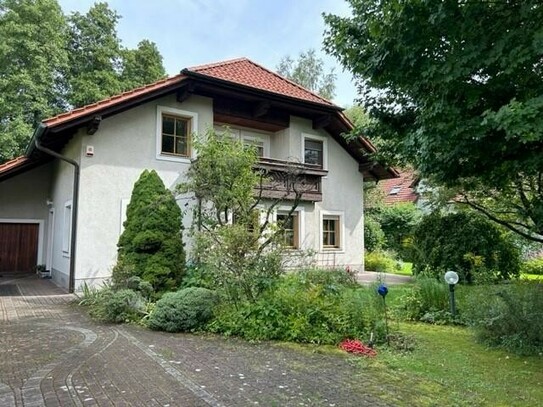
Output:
[277, 48, 336, 100]
[0, 0, 166, 162]
[0, 0, 68, 161]
[324, 1, 543, 242]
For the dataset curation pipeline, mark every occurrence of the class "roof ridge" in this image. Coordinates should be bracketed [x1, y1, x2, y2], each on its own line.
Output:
[43, 73, 186, 124]
[187, 57, 249, 72]
[245, 58, 336, 107]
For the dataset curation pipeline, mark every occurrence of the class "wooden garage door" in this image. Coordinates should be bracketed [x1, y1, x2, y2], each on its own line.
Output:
[0, 223, 39, 273]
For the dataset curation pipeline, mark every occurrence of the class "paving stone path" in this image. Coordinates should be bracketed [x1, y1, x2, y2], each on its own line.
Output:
[0, 273, 396, 406]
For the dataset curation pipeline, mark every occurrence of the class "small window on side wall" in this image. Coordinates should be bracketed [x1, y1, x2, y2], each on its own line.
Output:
[322, 215, 340, 249]
[156, 106, 198, 163]
[161, 114, 191, 157]
[62, 201, 72, 256]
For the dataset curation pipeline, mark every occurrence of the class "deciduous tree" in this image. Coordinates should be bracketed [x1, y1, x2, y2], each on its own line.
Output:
[277, 49, 336, 100]
[324, 0, 543, 242]
[0, 0, 68, 161]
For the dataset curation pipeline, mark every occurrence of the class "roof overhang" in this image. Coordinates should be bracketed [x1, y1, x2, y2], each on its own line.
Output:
[1, 70, 398, 182]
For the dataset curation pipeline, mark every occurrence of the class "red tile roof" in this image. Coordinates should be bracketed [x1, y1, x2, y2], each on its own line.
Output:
[380, 170, 419, 204]
[0, 156, 30, 172]
[44, 74, 187, 127]
[186, 58, 336, 107]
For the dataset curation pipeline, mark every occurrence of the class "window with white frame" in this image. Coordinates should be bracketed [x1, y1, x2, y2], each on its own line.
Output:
[302, 133, 328, 169]
[321, 211, 343, 250]
[214, 124, 270, 157]
[156, 106, 198, 162]
[62, 201, 72, 256]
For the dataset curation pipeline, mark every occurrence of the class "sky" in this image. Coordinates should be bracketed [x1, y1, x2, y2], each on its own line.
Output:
[57, 0, 359, 107]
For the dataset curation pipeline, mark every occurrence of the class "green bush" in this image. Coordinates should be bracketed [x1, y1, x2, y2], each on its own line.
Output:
[115, 169, 185, 295]
[521, 257, 543, 275]
[364, 216, 386, 252]
[460, 281, 543, 355]
[397, 275, 452, 323]
[208, 270, 387, 344]
[412, 211, 521, 283]
[88, 288, 145, 323]
[376, 203, 421, 260]
[365, 250, 400, 274]
[148, 287, 217, 332]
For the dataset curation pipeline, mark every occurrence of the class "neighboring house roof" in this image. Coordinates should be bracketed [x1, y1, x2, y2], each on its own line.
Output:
[0, 57, 398, 182]
[380, 170, 419, 205]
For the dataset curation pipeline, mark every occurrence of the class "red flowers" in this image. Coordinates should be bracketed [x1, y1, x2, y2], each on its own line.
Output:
[339, 339, 377, 357]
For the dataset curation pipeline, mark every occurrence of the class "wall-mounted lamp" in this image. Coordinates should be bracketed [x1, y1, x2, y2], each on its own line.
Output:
[46, 199, 54, 207]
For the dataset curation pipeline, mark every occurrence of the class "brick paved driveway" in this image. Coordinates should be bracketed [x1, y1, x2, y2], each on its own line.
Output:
[0, 273, 394, 407]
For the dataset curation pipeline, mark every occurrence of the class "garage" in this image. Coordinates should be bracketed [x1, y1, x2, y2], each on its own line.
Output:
[0, 223, 39, 273]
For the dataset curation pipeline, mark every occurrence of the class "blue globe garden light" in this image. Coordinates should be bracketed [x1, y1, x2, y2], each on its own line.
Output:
[444, 270, 459, 316]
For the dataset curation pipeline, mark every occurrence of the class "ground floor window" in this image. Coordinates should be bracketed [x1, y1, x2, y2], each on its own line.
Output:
[322, 214, 340, 249]
[277, 212, 299, 249]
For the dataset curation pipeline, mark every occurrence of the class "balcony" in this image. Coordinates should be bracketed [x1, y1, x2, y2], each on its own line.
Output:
[254, 157, 328, 202]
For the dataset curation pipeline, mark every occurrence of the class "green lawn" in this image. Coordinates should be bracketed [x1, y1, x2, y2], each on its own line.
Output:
[349, 323, 543, 406]
[521, 273, 543, 281]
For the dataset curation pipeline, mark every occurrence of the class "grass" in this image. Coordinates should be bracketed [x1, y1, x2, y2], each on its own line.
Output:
[395, 261, 413, 276]
[350, 323, 543, 406]
[521, 273, 543, 281]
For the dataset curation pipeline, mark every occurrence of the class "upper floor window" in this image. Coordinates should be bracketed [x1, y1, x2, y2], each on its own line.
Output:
[156, 106, 198, 163]
[162, 115, 190, 157]
[214, 124, 270, 158]
[302, 133, 328, 169]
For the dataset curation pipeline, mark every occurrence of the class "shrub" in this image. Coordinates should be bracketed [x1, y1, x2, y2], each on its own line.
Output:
[376, 203, 421, 260]
[208, 270, 387, 344]
[412, 211, 521, 283]
[364, 216, 386, 252]
[460, 281, 543, 355]
[521, 257, 543, 275]
[148, 287, 217, 332]
[114, 169, 185, 295]
[397, 275, 452, 323]
[88, 289, 145, 323]
[364, 250, 400, 274]
[180, 262, 216, 289]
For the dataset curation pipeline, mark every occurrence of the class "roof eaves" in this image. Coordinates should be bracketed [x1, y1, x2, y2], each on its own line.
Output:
[182, 67, 342, 112]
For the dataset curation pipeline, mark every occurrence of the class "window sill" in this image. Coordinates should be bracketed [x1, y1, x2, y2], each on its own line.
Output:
[321, 248, 345, 254]
[156, 154, 192, 164]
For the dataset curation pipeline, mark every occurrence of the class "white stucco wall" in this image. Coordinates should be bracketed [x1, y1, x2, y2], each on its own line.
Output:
[0, 163, 53, 267]
[74, 94, 213, 288]
[279, 116, 365, 269]
[48, 135, 82, 288]
[43, 94, 365, 288]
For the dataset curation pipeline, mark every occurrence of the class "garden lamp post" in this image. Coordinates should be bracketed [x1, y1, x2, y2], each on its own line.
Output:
[444, 270, 459, 316]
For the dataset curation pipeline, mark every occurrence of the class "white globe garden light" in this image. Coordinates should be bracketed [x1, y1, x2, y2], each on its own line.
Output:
[444, 270, 459, 316]
[444, 270, 459, 285]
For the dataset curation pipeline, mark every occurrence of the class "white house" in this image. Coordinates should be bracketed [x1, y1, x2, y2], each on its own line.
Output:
[0, 58, 397, 291]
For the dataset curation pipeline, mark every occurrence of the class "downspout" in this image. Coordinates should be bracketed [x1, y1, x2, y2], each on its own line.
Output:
[34, 124, 80, 293]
